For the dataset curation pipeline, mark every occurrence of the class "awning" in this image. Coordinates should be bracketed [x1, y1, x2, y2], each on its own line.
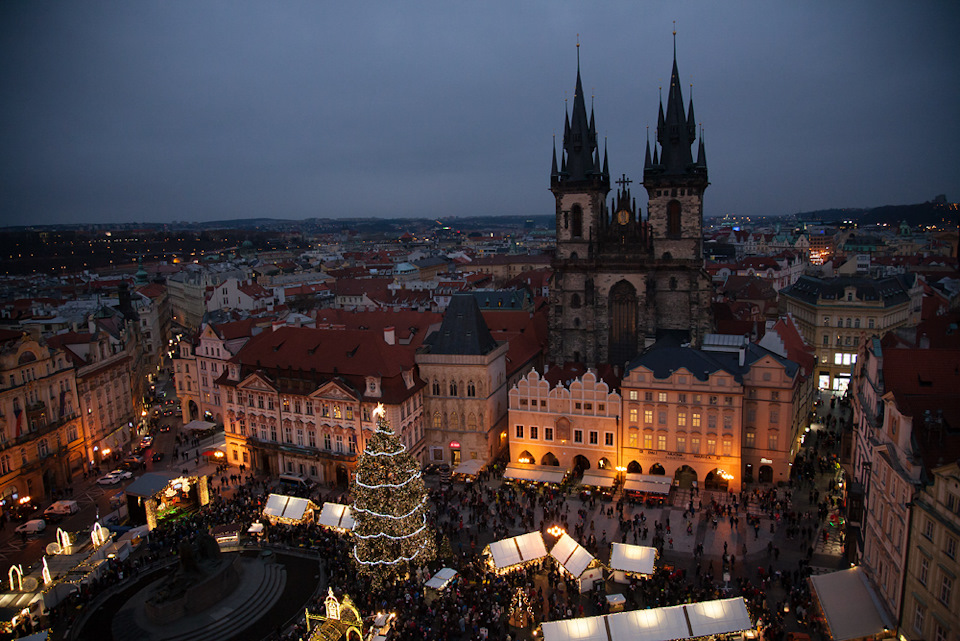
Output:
[317, 502, 356, 531]
[503, 463, 566, 485]
[624, 473, 672, 495]
[262, 493, 315, 523]
[609, 543, 657, 575]
[487, 531, 548, 571]
[453, 459, 485, 476]
[182, 420, 217, 432]
[549, 532, 595, 578]
[809, 567, 893, 640]
[541, 597, 753, 641]
[425, 567, 458, 590]
[581, 470, 618, 488]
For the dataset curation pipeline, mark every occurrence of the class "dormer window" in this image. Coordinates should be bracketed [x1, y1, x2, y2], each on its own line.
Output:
[229, 365, 239, 381]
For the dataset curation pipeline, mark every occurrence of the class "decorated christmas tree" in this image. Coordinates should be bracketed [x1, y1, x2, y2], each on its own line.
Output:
[352, 403, 435, 586]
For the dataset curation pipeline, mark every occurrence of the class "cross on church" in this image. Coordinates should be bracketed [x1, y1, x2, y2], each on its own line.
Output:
[616, 174, 632, 190]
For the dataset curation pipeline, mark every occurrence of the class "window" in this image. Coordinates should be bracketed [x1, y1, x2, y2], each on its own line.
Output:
[308, 431, 316, 448]
[629, 408, 638, 423]
[768, 432, 779, 450]
[940, 574, 953, 605]
[722, 439, 732, 456]
[515, 425, 524, 439]
[644, 410, 653, 425]
[919, 556, 929, 586]
[605, 432, 614, 447]
[296, 429, 304, 446]
[644, 392, 653, 401]
[855, 318, 860, 328]
[589, 431, 598, 445]
[723, 414, 733, 430]
[868, 318, 875, 329]
[658, 392, 667, 403]
[575, 402, 582, 410]
[677, 393, 686, 403]
[574, 429, 583, 444]
[324, 433, 332, 450]
[947, 536, 957, 560]
[922, 518, 934, 540]
[449, 381, 458, 396]
[284, 427, 293, 443]
[708, 414, 717, 429]
[530, 426, 538, 440]
[658, 411, 667, 425]
[467, 381, 476, 397]
[257, 395, 264, 409]
[346, 406, 353, 420]
[628, 390, 638, 401]
[677, 411, 686, 427]
[432, 380, 440, 395]
[544, 427, 554, 441]
[709, 395, 718, 405]
[333, 405, 342, 419]
[707, 438, 716, 454]
[643, 433, 653, 449]
[745, 430, 756, 448]
[690, 437, 701, 454]
[770, 409, 780, 425]
[676, 436, 686, 452]
[629, 430, 638, 447]
[336, 435, 344, 453]
[935, 623, 948, 641]
[692, 412, 701, 428]
[657, 434, 667, 450]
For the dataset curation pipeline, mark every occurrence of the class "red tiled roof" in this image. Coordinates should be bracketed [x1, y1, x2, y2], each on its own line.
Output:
[136, 283, 166, 298]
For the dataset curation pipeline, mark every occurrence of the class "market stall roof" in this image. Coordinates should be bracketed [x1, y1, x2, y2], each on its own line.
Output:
[182, 419, 217, 432]
[550, 533, 595, 578]
[488, 531, 548, 570]
[503, 463, 566, 485]
[263, 494, 315, 522]
[541, 597, 753, 641]
[124, 471, 177, 498]
[317, 502, 356, 531]
[685, 598, 753, 638]
[809, 567, 893, 641]
[425, 567, 458, 590]
[609, 543, 657, 575]
[580, 469, 617, 488]
[623, 473, 672, 495]
[453, 459, 484, 476]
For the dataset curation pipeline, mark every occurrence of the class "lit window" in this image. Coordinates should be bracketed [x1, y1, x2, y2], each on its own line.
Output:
[643, 433, 653, 449]
[644, 410, 653, 424]
[676, 436, 686, 452]
[692, 412, 701, 428]
[629, 408, 639, 423]
[677, 411, 686, 427]
[658, 392, 667, 403]
[657, 434, 667, 450]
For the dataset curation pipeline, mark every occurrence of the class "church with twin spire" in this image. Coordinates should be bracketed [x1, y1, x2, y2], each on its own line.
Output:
[548, 40, 714, 367]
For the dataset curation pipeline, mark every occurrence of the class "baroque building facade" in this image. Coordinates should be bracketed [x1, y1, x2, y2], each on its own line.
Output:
[548, 46, 713, 367]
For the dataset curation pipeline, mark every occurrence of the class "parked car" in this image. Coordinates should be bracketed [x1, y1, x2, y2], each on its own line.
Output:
[15, 519, 46, 536]
[97, 470, 133, 486]
[140, 436, 153, 448]
[44, 500, 79, 520]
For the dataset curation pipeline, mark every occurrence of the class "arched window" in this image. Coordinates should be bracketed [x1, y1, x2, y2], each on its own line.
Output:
[467, 381, 476, 397]
[467, 413, 477, 431]
[571, 205, 583, 238]
[433, 412, 441, 429]
[449, 381, 458, 396]
[667, 200, 682, 237]
[432, 380, 440, 395]
[571, 294, 581, 309]
[450, 413, 459, 430]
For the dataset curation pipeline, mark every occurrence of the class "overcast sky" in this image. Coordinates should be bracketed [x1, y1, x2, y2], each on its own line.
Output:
[1, 1, 958, 226]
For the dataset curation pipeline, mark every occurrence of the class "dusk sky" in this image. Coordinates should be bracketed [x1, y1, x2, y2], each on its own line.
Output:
[1, 1, 958, 226]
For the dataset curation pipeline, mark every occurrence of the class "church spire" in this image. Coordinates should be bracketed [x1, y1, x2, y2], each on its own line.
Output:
[556, 41, 605, 185]
[551, 135, 559, 179]
[649, 31, 699, 177]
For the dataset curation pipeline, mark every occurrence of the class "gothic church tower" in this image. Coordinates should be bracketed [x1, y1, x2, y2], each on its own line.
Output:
[548, 41, 713, 367]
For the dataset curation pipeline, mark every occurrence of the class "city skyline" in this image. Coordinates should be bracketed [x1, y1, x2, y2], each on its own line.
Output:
[1, 1, 958, 227]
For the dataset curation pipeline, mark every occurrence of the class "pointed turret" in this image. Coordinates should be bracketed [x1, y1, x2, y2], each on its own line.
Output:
[552, 47, 609, 189]
[656, 45, 697, 175]
[602, 142, 609, 178]
[696, 129, 707, 170]
[644, 130, 652, 171]
[551, 136, 559, 180]
[686, 93, 697, 139]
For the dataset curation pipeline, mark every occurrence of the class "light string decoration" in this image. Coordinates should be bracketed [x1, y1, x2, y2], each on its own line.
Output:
[352, 403, 436, 587]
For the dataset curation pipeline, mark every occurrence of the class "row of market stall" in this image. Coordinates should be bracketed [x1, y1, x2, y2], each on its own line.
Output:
[483, 530, 658, 592]
[259, 493, 357, 532]
[500, 464, 673, 499]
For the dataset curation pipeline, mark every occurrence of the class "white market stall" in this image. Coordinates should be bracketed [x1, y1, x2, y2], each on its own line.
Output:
[262, 493, 317, 525]
[181, 420, 217, 432]
[549, 533, 597, 588]
[452, 459, 484, 479]
[485, 531, 549, 573]
[609, 543, 658, 583]
[503, 463, 567, 485]
[809, 567, 893, 641]
[425, 567, 458, 590]
[317, 502, 356, 532]
[541, 597, 754, 641]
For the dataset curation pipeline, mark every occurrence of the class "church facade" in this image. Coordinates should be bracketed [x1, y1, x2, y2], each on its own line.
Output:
[548, 46, 714, 367]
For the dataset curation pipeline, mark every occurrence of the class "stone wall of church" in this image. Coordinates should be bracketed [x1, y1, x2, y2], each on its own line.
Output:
[647, 187, 704, 261]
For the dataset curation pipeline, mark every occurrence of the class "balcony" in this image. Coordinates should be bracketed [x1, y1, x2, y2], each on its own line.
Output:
[0, 411, 79, 453]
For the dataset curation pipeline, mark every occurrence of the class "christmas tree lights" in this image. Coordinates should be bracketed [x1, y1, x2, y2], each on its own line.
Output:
[352, 403, 436, 586]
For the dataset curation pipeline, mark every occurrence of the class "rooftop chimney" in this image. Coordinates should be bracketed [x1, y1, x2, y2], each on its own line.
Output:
[384, 326, 396, 345]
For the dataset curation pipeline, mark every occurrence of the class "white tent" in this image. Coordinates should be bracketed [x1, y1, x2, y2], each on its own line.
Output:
[487, 531, 548, 572]
[549, 533, 595, 578]
[262, 493, 315, 524]
[541, 597, 754, 641]
[317, 502, 356, 531]
[425, 567, 458, 590]
[581, 470, 617, 488]
[453, 459, 484, 476]
[608, 604, 690, 641]
[503, 463, 566, 485]
[685, 598, 753, 638]
[609, 543, 657, 582]
[624, 473, 672, 495]
[182, 419, 217, 432]
[809, 568, 893, 640]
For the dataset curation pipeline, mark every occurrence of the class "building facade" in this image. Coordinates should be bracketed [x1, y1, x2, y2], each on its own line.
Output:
[548, 46, 712, 366]
[0, 332, 83, 508]
[417, 295, 510, 468]
[779, 274, 923, 392]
